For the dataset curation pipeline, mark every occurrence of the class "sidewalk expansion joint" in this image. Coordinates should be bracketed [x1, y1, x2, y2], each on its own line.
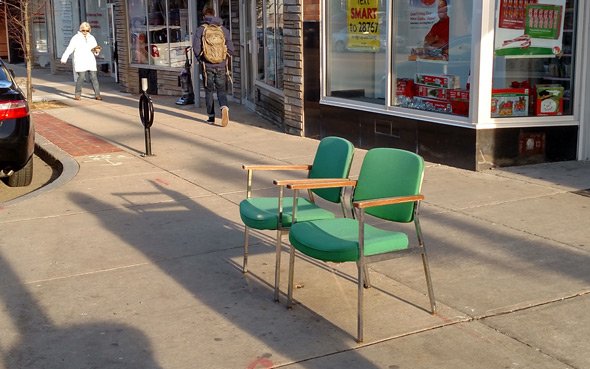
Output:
[430, 201, 587, 252]
[271, 290, 588, 369]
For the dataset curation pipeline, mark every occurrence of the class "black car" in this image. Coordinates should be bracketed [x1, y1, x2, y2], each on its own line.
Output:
[0, 59, 34, 187]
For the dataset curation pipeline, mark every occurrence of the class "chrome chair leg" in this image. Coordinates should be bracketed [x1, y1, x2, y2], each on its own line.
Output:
[287, 245, 296, 308]
[416, 216, 436, 314]
[357, 262, 365, 343]
[363, 264, 371, 288]
[243, 226, 250, 273]
[421, 251, 437, 314]
[274, 229, 282, 302]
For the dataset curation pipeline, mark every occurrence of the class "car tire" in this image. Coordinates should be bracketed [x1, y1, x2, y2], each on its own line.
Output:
[6, 156, 33, 187]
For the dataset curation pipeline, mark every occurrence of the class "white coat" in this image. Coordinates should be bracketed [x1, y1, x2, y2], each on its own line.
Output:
[60, 32, 98, 72]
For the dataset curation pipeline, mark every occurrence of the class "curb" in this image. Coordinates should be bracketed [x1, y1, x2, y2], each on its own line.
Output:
[2, 134, 79, 207]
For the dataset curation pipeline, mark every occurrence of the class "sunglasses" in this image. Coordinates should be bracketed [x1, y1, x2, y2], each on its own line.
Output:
[81, 30, 90, 33]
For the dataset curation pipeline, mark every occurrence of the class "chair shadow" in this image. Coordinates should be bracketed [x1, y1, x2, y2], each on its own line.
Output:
[55, 180, 385, 368]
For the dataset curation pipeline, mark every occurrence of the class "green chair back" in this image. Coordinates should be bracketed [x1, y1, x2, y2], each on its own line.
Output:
[353, 148, 424, 223]
[307, 136, 355, 203]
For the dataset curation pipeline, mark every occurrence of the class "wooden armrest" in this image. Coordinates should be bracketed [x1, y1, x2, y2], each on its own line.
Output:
[286, 179, 357, 190]
[242, 164, 311, 171]
[354, 194, 424, 209]
[273, 178, 349, 186]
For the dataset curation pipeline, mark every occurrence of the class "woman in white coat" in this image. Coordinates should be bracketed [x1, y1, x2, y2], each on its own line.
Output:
[60, 22, 102, 100]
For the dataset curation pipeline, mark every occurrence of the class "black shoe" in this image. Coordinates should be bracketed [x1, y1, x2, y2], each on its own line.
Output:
[206, 117, 215, 124]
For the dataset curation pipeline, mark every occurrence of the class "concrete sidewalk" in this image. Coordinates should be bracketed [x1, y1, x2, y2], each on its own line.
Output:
[1, 63, 589, 369]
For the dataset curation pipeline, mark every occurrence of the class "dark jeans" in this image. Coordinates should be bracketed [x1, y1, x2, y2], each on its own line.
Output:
[75, 71, 100, 97]
[204, 67, 228, 118]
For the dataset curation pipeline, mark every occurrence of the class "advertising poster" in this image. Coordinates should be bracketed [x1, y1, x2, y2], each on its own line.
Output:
[495, 0, 566, 57]
[408, 0, 450, 61]
[346, 0, 381, 51]
[408, 0, 439, 45]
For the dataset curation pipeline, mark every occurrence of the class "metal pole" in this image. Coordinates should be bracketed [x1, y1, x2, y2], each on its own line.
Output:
[139, 78, 154, 156]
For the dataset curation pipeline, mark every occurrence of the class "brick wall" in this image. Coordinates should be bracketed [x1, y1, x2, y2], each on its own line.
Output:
[282, 0, 304, 135]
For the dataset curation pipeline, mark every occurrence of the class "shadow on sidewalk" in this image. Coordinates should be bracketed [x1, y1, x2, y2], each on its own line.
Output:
[60, 180, 385, 368]
[0, 253, 163, 369]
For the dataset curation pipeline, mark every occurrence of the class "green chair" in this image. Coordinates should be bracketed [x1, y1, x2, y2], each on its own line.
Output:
[286, 148, 436, 342]
[239, 137, 355, 302]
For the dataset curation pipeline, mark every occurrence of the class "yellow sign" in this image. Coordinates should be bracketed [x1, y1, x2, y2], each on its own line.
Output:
[347, 0, 381, 51]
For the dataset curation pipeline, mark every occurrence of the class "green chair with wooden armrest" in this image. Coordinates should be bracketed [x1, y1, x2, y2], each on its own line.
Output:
[286, 148, 436, 342]
[239, 136, 355, 302]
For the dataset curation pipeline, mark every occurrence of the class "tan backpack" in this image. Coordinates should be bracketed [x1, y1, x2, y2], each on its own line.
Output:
[201, 24, 227, 64]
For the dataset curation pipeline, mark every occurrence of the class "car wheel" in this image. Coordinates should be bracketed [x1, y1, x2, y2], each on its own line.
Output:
[6, 157, 33, 187]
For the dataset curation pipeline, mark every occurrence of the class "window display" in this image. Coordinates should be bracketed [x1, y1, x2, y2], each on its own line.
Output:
[53, 0, 81, 58]
[322, 0, 579, 124]
[128, 0, 190, 67]
[492, 0, 577, 117]
[325, 0, 388, 104]
[256, 0, 284, 89]
[393, 0, 473, 116]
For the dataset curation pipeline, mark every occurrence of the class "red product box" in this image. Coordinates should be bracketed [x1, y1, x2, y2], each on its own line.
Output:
[448, 89, 470, 101]
[396, 78, 414, 97]
[491, 88, 529, 117]
[448, 89, 470, 116]
[450, 100, 469, 116]
[415, 97, 452, 113]
[416, 85, 448, 100]
[415, 73, 460, 89]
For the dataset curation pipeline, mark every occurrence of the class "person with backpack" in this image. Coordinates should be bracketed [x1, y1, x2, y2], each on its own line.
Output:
[192, 7, 235, 127]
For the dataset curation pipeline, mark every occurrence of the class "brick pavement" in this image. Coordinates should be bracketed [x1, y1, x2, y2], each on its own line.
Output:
[32, 110, 122, 157]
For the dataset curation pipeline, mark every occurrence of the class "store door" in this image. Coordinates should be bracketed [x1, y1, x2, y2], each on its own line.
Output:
[241, 0, 257, 110]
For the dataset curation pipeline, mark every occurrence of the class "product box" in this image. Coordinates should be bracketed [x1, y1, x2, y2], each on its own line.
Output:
[415, 74, 460, 89]
[414, 97, 452, 113]
[491, 88, 529, 117]
[396, 78, 415, 98]
[448, 89, 470, 101]
[448, 89, 470, 116]
[535, 84, 564, 116]
[416, 85, 448, 100]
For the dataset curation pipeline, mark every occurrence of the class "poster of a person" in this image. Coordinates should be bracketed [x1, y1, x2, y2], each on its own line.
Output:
[423, 0, 450, 58]
[409, 0, 450, 61]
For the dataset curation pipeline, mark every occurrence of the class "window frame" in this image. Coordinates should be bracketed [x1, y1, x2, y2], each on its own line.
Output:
[126, 0, 191, 69]
[255, 0, 284, 90]
[319, 0, 582, 129]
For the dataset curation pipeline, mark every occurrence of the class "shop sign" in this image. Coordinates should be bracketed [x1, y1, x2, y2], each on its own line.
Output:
[495, 0, 566, 57]
[346, 0, 381, 51]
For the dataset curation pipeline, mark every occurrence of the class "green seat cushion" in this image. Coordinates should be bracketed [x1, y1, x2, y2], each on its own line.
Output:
[289, 218, 409, 262]
[240, 197, 336, 230]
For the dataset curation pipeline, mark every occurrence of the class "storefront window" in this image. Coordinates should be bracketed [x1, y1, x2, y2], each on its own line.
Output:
[85, 0, 110, 71]
[393, 0, 473, 116]
[326, 0, 388, 104]
[492, 0, 577, 118]
[128, 0, 190, 67]
[256, 0, 284, 89]
[32, 0, 48, 67]
[53, 0, 81, 58]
